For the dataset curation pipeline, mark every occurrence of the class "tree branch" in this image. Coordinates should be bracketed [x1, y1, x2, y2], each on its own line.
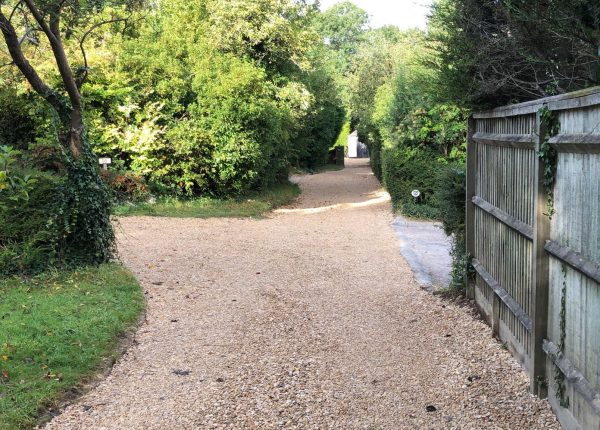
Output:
[22, 0, 82, 109]
[0, 5, 67, 117]
[77, 16, 129, 88]
[8, 0, 23, 23]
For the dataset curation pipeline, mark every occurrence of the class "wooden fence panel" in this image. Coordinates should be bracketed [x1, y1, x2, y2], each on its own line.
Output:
[469, 87, 600, 430]
[545, 105, 600, 429]
[468, 113, 537, 374]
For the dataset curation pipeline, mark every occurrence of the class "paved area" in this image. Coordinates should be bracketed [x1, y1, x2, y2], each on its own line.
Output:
[392, 217, 453, 291]
[44, 158, 559, 429]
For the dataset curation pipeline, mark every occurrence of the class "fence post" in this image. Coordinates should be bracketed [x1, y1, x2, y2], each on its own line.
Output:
[465, 115, 477, 299]
[531, 107, 550, 397]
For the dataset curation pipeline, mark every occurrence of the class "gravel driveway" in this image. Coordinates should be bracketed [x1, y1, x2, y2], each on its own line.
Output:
[44, 158, 559, 429]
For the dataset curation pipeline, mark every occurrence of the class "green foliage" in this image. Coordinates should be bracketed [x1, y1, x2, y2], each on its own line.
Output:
[434, 163, 466, 239]
[60, 154, 116, 265]
[538, 107, 560, 218]
[399, 201, 439, 220]
[0, 264, 143, 429]
[334, 120, 351, 153]
[0, 149, 115, 276]
[205, 0, 317, 75]
[84, 0, 345, 196]
[369, 139, 383, 181]
[428, 0, 600, 107]
[555, 264, 570, 408]
[434, 164, 470, 292]
[100, 169, 150, 204]
[315, 1, 369, 73]
[0, 169, 62, 274]
[382, 145, 441, 209]
[393, 104, 467, 159]
[0, 89, 37, 150]
[0, 146, 37, 209]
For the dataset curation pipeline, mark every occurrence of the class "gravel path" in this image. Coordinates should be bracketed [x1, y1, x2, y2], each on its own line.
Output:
[44, 158, 559, 429]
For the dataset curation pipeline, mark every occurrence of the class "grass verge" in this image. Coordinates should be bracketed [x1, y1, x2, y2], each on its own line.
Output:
[114, 181, 301, 218]
[291, 164, 344, 175]
[0, 264, 144, 429]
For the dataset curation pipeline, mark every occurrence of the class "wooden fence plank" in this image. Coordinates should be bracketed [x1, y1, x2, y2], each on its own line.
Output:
[549, 134, 600, 153]
[530, 110, 550, 397]
[545, 240, 600, 284]
[465, 116, 477, 299]
[472, 132, 535, 149]
[473, 86, 600, 119]
[472, 196, 534, 240]
[472, 259, 533, 331]
[543, 339, 600, 415]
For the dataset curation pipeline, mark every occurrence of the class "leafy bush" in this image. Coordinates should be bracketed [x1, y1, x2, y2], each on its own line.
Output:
[1, 144, 114, 276]
[434, 163, 466, 239]
[382, 145, 441, 209]
[0, 89, 37, 150]
[369, 139, 383, 181]
[334, 120, 351, 154]
[400, 201, 439, 220]
[0, 146, 36, 209]
[0, 168, 64, 275]
[434, 163, 469, 292]
[100, 169, 150, 204]
[394, 104, 467, 159]
[82, 1, 345, 198]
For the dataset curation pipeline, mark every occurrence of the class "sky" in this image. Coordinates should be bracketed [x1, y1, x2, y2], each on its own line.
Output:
[319, 0, 432, 31]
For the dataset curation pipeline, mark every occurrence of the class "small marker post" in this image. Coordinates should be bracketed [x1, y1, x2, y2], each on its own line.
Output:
[98, 157, 112, 171]
[411, 189, 421, 204]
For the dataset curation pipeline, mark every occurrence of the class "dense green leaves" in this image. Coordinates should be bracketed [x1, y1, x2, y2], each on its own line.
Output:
[428, 0, 600, 107]
[82, 0, 345, 196]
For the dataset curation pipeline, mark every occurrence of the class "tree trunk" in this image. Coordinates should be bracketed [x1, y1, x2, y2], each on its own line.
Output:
[69, 107, 84, 158]
[0, 2, 115, 267]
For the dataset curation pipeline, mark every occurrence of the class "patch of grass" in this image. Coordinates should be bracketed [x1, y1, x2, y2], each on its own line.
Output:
[114, 181, 301, 218]
[316, 163, 344, 173]
[397, 201, 440, 220]
[0, 264, 144, 429]
[291, 164, 344, 175]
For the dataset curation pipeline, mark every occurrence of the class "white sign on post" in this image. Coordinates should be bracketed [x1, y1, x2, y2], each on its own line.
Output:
[411, 189, 421, 198]
[99, 157, 112, 170]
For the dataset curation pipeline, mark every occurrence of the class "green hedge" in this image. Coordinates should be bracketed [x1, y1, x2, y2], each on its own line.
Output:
[382, 145, 442, 209]
[0, 171, 64, 275]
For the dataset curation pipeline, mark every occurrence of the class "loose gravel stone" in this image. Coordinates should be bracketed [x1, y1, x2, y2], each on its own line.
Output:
[43, 159, 559, 429]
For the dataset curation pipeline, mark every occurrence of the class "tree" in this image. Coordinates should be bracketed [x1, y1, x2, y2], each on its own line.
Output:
[316, 1, 368, 58]
[428, 0, 600, 107]
[0, 0, 135, 265]
[206, 0, 318, 76]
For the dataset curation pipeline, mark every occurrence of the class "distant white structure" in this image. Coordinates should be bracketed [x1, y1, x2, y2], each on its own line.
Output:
[347, 131, 369, 158]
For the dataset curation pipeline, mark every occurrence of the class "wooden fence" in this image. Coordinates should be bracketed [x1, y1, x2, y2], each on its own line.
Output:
[466, 87, 600, 430]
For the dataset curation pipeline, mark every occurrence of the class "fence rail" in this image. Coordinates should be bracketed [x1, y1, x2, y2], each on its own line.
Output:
[466, 86, 600, 430]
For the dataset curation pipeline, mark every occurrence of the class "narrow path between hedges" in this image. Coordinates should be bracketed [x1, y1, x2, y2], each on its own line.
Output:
[45, 158, 559, 429]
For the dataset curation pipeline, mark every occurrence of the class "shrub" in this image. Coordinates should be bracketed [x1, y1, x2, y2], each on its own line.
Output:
[434, 163, 466, 239]
[382, 145, 441, 209]
[400, 201, 439, 220]
[1, 145, 115, 275]
[434, 163, 469, 293]
[0, 89, 37, 149]
[369, 139, 383, 181]
[0, 169, 64, 275]
[100, 169, 150, 203]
